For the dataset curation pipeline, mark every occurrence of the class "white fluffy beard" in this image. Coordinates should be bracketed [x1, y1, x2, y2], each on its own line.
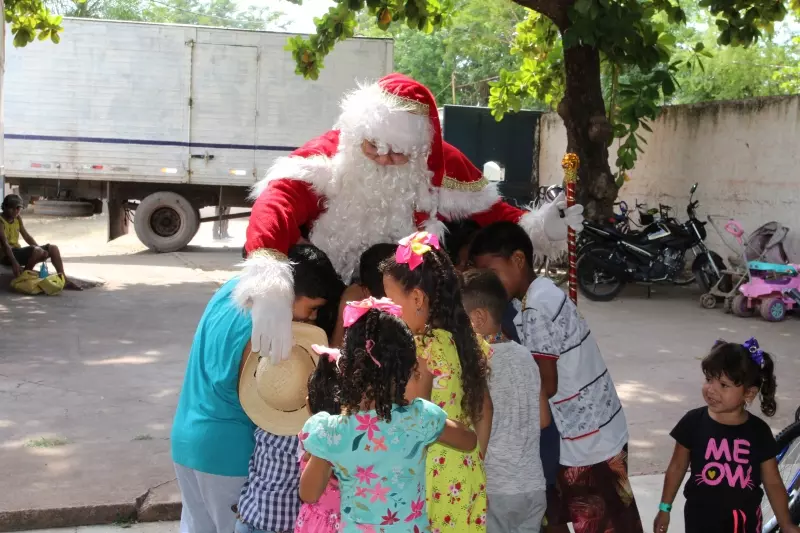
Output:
[309, 135, 433, 282]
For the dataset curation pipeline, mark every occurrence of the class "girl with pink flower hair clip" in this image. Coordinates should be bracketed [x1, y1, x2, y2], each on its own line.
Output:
[299, 297, 477, 533]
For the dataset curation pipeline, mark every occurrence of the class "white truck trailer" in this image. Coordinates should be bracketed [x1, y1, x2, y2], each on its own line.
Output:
[2, 18, 393, 251]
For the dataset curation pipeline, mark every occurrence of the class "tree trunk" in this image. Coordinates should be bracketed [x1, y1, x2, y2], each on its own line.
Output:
[557, 43, 617, 221]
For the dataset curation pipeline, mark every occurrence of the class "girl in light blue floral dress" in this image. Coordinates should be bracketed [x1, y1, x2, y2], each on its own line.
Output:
[299, 297, 478, 533]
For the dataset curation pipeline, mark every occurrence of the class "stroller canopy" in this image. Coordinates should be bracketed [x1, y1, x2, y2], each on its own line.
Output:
[744, 222, 795, 264]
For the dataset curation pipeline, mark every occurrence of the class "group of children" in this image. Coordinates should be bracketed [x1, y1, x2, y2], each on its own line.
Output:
[175, 219, 799, 533]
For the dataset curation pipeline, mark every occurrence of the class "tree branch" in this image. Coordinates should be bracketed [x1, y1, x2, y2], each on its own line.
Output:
[509, 0, 570, 29]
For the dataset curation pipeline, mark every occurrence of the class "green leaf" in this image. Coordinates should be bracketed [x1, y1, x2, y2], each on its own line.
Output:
[574, 0, 593, 15]
[405, 441, 422, 459]
[657, 33, 676, 46]
[352, 433, 365, 451]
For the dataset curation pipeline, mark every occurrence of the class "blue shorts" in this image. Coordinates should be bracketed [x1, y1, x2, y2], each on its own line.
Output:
[540, 412, 560, 486]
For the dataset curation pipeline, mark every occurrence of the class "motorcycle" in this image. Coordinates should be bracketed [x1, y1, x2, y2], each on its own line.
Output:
[575, 183, 726, 301]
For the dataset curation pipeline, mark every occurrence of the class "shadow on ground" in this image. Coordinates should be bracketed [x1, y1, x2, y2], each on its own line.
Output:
[0, 277, 221, 527]
[585, 282, 800, 475]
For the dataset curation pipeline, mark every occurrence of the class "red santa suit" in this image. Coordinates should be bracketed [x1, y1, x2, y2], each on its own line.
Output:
[236, 73, 582, 361]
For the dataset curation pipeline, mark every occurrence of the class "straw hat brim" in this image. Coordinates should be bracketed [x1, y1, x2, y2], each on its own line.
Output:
[239, 322, 328, 436]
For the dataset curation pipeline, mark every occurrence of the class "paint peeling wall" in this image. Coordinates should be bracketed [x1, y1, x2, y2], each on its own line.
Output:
[538, 95, 800, 260]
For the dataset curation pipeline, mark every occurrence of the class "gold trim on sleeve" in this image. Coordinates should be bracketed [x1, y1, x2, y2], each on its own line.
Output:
[247, 248, 289, 262]
[440, 175, 489, 192]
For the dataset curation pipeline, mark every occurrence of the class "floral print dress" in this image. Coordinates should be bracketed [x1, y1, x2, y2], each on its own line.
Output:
[301, 398, 447, 533]
[295, 438, 342, 533]
[416, 329, 488, 532]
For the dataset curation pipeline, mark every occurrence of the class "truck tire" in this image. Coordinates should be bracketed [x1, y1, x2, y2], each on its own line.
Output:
[134, 192, 200, 253]
[33, 199, 95, 217]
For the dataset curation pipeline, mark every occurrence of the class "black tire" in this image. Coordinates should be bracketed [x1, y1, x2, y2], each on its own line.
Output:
[692, 252, 727, 293]
[776, 420, 800, 455]
[760, 296, 787, 322]
[33, 199, 94, 217]
[133, 192, 200, 253]
[576, 247, 626, 302]
[731, 294, 755, 317]
[763, 420, 800, 532]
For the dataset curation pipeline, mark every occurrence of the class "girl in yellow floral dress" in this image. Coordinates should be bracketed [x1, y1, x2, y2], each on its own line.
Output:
[382, 231, 492, 533]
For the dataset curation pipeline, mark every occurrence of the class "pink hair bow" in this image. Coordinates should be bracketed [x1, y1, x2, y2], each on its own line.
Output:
[342, 297, 403, 328]
[311, 344, 341, 365]
[396, 231, 440, 270]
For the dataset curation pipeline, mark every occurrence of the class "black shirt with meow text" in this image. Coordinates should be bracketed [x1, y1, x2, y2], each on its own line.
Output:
[671, 407, 779, 532]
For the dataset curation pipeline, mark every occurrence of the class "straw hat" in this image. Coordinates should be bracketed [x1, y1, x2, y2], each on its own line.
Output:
[239, 322, 328, 436]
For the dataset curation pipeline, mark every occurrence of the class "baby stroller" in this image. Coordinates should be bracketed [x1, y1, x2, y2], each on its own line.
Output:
[701, 218, 791, 311]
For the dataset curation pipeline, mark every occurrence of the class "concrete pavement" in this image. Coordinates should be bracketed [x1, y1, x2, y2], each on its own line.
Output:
[9, 474, 687, 533]
[1, 213, 797, 531]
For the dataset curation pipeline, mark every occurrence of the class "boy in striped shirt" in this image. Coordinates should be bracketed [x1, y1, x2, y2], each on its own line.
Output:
[470, 221, 642, 533]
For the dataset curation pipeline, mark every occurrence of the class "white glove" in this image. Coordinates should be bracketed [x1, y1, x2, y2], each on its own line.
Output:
[233, 253, 295, 364]
[250, 295, 294, 365]
[540, 191, 584, 242]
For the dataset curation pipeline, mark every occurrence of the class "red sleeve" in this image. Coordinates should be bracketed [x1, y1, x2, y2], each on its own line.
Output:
[470, 200, 526, 227]
[245, 130, 339, 255]
[245, 178, 323, 255]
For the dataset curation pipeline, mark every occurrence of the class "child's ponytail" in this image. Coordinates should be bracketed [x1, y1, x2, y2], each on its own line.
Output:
[758, 351, 777, 417]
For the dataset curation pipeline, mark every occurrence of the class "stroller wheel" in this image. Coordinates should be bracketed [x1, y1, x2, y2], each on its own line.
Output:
[731, 294, 755, 317]
[760, 297, 786, 322]
[700, 293, 717, 310]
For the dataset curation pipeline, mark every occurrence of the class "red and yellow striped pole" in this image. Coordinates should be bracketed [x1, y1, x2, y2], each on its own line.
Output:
[561, 153, 580, 305]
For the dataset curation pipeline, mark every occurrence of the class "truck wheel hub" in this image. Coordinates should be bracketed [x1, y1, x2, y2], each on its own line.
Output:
[150, 207, 181, 238]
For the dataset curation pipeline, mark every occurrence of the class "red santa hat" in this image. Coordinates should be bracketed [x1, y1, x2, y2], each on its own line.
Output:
[337, 73, 499, 220]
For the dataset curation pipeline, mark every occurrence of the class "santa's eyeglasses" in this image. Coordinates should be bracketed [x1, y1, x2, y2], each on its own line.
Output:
[361, 140, 410, 165]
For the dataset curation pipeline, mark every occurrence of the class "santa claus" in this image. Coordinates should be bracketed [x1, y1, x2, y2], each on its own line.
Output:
[237, 73, 583, 362]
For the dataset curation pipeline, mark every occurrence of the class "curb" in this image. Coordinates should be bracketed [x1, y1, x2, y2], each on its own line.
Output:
[0, 496, 180, 532]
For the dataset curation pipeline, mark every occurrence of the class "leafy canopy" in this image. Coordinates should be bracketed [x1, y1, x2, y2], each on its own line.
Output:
[6, 0, 64, 46]
[287, 0, 796, 184]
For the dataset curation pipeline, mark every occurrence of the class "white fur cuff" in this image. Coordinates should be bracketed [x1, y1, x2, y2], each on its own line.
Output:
[234, 252, 295, 361]
[250, 155, 334, 200]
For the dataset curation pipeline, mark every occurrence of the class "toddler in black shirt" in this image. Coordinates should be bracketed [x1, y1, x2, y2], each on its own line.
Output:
[654, 338, 799, 533]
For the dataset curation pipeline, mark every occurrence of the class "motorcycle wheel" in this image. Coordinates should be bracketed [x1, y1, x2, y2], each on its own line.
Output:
[691, 252, 727, 293]
[576, 247, 626, 302]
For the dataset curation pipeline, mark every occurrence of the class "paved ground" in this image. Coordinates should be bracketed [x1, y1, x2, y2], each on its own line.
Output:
[1, 212, 798, 531]
[8, 474, 688, 533]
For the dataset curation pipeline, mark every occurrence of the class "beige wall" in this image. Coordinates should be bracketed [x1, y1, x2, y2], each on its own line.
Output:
[538, 95, 800, 260]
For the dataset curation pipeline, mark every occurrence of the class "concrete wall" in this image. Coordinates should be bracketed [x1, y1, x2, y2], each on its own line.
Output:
[538, 95, 800, 259]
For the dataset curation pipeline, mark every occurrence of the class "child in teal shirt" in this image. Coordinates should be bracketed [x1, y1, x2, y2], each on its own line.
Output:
[171, 244, 342, 533]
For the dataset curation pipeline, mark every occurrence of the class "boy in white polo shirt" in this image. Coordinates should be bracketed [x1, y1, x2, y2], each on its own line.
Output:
[470, 221, 642, 533]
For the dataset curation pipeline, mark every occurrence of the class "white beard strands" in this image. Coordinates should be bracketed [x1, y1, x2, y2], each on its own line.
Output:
[309, 134, 434, 282]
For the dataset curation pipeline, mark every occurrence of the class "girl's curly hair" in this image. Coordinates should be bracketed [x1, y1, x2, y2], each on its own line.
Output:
[307, 355, 341, 415]
[338, 308, 418, 422]
[381, 246, 488, 425]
